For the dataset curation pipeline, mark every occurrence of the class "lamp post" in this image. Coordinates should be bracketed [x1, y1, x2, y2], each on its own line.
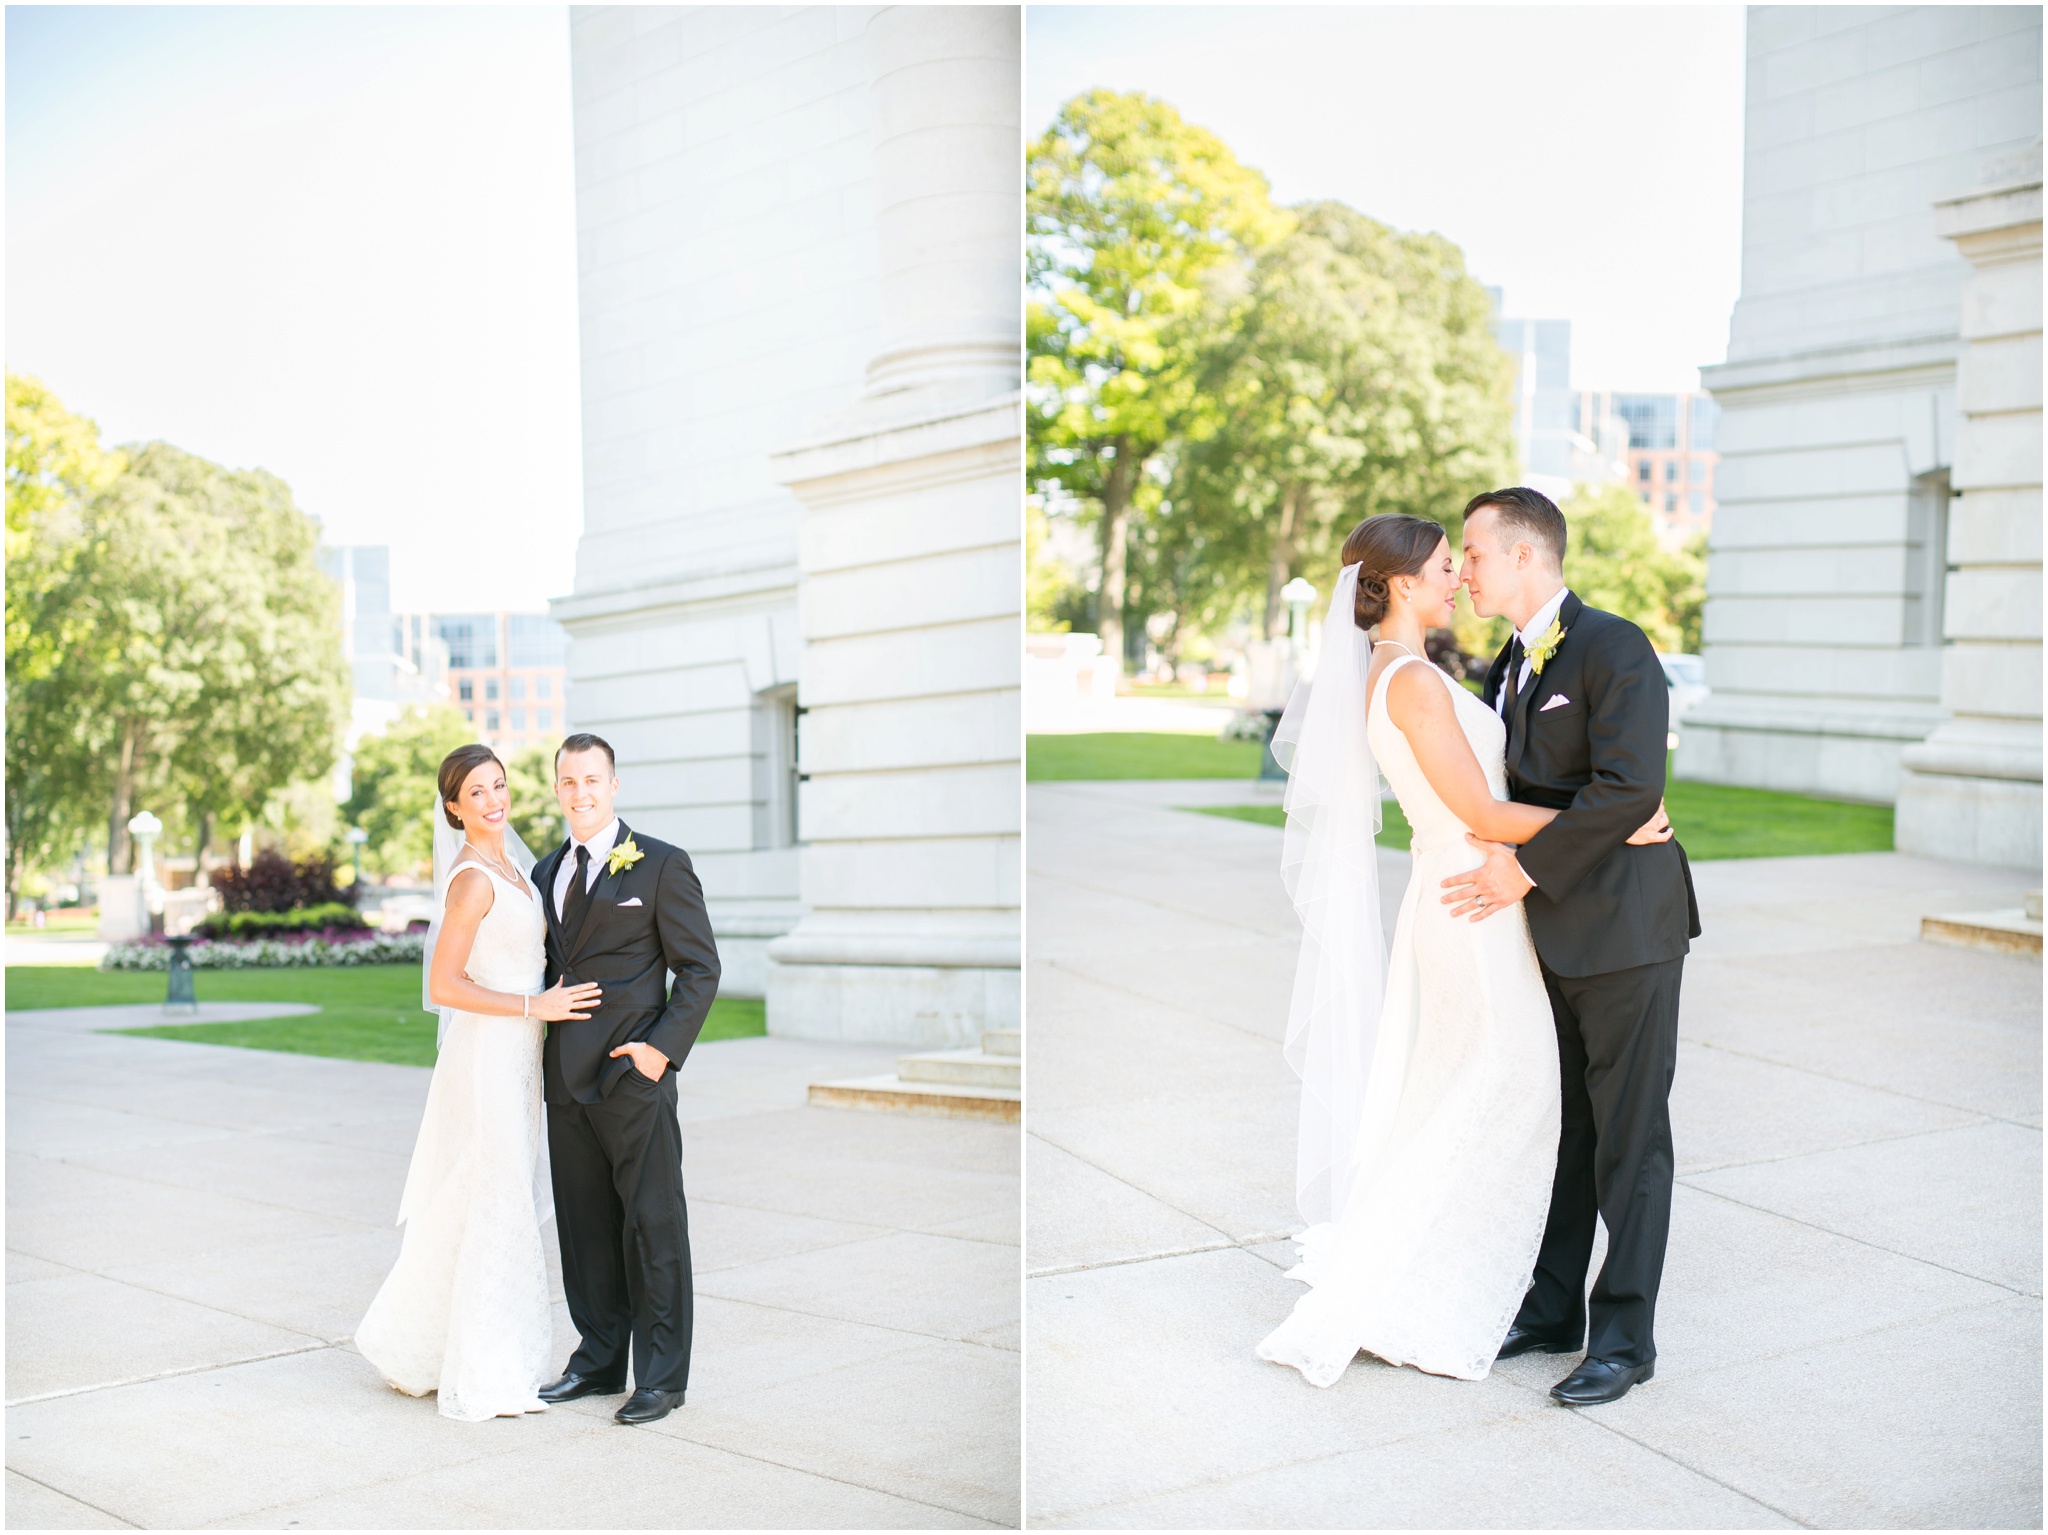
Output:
[1281, 577, 1318, 652]
[345, 826, 368, 889]
[127, 810, 164, 931]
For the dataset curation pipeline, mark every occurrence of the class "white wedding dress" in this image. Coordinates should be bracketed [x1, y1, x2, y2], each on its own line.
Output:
[354, 855, 556, 1420]
[1258, 652, 1560, 1385]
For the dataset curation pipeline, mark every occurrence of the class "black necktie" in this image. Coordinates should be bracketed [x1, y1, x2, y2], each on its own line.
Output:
[561, 843, 591, 936]
[1503, 637, 1525, 714]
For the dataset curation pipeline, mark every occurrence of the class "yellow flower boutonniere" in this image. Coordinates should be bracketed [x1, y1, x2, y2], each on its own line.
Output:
[606, 837, 645, 877]
[1526, 618, 1567, 676]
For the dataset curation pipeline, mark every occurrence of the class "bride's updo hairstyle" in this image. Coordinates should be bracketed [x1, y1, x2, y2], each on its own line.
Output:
[439, 744, 506, 830]
[1339, 513, 1450, 631]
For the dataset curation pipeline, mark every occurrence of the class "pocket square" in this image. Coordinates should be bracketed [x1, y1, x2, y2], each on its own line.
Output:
[1539, 694, 1572, 712]
[616, 897, 644, 907]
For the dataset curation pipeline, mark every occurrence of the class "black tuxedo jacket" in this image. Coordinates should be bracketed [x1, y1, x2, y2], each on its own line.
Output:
[536, 821, 721, 1105]
[1483, 592, 1700, 978]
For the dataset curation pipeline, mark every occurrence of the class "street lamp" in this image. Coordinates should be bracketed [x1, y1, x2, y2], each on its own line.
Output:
[345, 826, 369, 889]
[1281, 577, 1318, 650]
[126, 810, 164, 923]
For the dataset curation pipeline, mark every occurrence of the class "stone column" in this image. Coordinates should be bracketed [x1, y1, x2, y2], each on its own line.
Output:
[764, 6, 1021, 1047]
[1897, 148, 2043, 870]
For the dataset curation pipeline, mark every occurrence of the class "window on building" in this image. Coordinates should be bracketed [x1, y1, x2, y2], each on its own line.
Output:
[1664, 460, 1679, 482]
[537, 675, 553, 700]
[458, 679, 473, 702]
[508, 615, 569, 668]
[538, 707, 553, 731]
[1688, 492, 1705, 517]
[752, 686, 803, 849]
[509, 676, 526, 702]
[1636, 460, 1651, 484]
[485, 709, 500, 731]
[433, 615, 497, 670]
[510, 708, 526, 731]
[1640, 490, 1652, 506]
[1688, 395, 1718, 453]
[1615, 394, 1679, 450]
[1689, 459, 1707, 483]
[464, 709, 474, 723]
[1904, 468, 1951, 646]
[485, 679, 499, 702]
[1664, 493, 1678, 513]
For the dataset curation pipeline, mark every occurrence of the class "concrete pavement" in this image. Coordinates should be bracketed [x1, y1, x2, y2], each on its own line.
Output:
[7, 1003, 1018, 1529]
[1025, 780, 2040, 1529]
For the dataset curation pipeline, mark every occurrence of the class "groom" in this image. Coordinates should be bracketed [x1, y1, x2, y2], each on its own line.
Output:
[534, 733, 720, 1425]
[1445, 487, 1700, 1406]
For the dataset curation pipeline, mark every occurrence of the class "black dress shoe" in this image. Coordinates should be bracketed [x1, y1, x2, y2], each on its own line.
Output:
[1495, 1322, 1581, 1361]
[538, 1372, 627, 1404]
[1551, 1357, 1654, 1405]
[614, 1388, 684, 1425]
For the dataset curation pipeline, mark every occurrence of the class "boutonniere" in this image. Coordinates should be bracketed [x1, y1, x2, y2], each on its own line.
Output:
[606, 837, 645, 877]
[1526, 618, 1567, 676]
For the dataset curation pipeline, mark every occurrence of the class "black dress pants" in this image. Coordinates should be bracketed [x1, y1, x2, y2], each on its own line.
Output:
[1515, 954, 1684, 1368]
[548, 1066, 693, 1395]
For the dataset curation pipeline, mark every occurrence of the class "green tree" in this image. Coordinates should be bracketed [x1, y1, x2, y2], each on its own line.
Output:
[1028, 90, 1290, 670]
[1178, 202, 1516, 641]
[4, 377, 125, 911]
[342, 706, 479, 877]
[1561, 482, 1708, 654]
[506, 745, 565, 858]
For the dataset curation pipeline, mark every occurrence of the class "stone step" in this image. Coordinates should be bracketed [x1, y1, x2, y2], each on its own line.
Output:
[1921, 909, 2043, 958]
[808, 1073, 1020, 1124]
[898, 1048, 1020, 1089]
[982, 1029, 1021, 1057]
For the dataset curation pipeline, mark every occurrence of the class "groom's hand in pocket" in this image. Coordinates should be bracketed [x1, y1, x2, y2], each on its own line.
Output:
[1441, 835, 1534, 921]
[610, 1040, 670, 1081]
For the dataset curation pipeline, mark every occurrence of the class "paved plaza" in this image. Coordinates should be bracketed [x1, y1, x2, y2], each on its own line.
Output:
[1026, 780, 2041, 1529]
[7, 1007, 1019, 1529]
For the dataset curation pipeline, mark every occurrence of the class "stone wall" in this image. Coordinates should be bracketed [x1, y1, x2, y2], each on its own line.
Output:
[1680, 6, 2041, 809]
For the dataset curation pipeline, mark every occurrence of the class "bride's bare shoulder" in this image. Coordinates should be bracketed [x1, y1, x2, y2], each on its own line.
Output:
[1382, 656, 1453, 724]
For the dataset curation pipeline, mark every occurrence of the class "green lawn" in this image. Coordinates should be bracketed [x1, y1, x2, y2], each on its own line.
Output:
[1186, 780, 1891, 862]
[1028, 732, 1266, 781]
[1195, 800, 1417, 850]
[5, 964, 767, 1067]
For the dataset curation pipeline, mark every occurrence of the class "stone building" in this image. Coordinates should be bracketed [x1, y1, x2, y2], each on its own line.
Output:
[556, 6, 1021, 1042]
[1679, 5, 2040, 870]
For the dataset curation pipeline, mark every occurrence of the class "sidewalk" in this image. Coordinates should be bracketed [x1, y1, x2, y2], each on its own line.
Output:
[1026, 781, 2041, 1529]
[7, 1005, 1018, 1529]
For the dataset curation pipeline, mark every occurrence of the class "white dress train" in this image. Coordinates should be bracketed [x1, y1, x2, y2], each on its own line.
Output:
[1258, 654, 1561, 1385]
[354, 857, 556, 1421]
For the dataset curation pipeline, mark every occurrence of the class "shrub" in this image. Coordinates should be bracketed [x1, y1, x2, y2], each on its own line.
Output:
[210, 850, 354, 914]
[192, 903, 370, 941]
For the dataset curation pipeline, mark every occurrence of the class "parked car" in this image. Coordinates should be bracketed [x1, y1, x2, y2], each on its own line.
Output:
[1658, 652, 1710, 724]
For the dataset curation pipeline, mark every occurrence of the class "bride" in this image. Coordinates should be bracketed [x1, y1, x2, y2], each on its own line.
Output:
[355, 744, 603, 1420]
[1256, 513, 1669, 1386]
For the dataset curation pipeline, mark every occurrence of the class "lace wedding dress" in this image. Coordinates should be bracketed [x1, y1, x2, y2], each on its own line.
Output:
[355, 855, 555, 1420]
[1258, 652, 1560, 1385]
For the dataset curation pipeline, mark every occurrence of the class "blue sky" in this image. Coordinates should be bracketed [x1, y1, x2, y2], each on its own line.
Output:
[8, 6, 581, 611]
[1027, 5, 1748, 394]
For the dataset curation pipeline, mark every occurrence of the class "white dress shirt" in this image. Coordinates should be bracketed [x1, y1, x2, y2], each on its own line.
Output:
[553, 817, 621, 921]
[1495, 586, 1571, 718]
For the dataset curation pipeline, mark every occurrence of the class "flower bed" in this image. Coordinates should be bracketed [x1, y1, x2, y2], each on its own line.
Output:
[101, 932, 426, 971]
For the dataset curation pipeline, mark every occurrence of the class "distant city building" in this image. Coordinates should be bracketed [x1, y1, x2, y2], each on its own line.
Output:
[1574, 391, 1721, 541]
[1681, 5, 2040, 870]
[1488, 292, 1630, 501]
[419, 612, 570, 758]
[317, 545, 449, 797]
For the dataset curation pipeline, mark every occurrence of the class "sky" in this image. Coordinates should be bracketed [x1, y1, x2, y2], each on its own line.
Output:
[7, 5, 583, 613]
[1027, 5, 1748, 394]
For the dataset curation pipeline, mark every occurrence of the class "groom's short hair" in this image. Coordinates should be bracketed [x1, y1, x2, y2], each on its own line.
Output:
[1464, 487, 1566, 568]
[555, 732, 616, 775]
